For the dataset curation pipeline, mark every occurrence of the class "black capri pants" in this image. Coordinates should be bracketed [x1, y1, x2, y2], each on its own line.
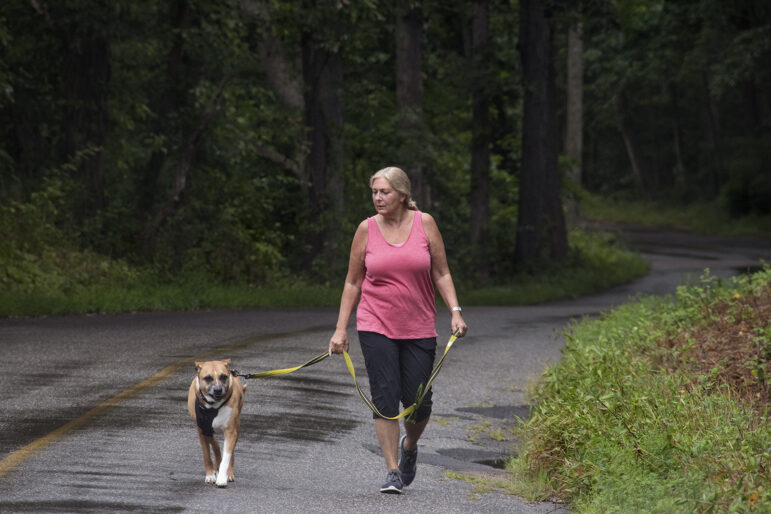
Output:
[358, 331, 437, 423]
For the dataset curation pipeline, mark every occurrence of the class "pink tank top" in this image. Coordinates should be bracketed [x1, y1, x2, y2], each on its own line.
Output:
[356, 211, 438, 339]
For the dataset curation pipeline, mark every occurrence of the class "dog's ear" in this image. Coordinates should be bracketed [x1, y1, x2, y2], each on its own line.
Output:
[222, 358, 232, 367]
[194, 361, 203, 373]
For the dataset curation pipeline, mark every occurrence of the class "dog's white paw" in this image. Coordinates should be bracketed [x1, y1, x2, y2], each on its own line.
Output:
[216, 452, 232, 487]
[205, 473, 217, 484]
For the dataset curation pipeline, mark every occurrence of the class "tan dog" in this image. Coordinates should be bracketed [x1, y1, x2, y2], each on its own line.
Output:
[187, 359, 245, 487]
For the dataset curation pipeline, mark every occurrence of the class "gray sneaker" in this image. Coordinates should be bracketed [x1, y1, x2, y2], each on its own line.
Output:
[399, 435, 418, 486]
[380, 469, 403, 494]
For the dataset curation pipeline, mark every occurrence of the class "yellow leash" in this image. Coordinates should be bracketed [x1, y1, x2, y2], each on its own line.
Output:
[234, 352, 329, 379]
[235, 332, 461, 423]
[342, 350, 416, 420]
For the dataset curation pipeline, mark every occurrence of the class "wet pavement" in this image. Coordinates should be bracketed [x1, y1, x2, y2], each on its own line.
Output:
[0, 227, 769, 513]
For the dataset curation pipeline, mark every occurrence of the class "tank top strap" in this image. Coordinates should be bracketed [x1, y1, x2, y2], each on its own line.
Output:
[412, 210, 424, 235]
[367, 216, 383, 245]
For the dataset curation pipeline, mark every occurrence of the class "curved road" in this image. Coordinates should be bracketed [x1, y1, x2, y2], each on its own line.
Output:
[0, 227, 769, 513]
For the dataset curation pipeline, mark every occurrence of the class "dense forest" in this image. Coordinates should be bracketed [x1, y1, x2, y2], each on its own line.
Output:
[1, 0, 769, 289]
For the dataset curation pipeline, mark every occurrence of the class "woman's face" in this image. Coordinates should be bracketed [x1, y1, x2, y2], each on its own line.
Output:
[371, 177, 406, 216]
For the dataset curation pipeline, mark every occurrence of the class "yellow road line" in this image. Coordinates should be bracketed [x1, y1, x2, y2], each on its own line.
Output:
[0, 325, 327, 480]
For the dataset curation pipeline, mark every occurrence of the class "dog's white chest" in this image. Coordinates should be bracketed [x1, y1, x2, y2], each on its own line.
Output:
[211, 406, 232, 433]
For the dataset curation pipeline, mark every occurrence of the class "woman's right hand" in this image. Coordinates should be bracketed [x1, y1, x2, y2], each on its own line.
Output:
[328, 328, 350, 355]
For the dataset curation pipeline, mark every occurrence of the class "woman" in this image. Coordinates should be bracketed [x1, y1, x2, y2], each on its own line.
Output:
[328, 166, 467, 494]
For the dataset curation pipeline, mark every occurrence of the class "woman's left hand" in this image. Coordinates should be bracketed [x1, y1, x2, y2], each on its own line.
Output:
[451, 311, 468, 338]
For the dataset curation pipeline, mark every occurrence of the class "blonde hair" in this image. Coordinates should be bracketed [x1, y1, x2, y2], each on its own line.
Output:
[369, 166, 418, 211]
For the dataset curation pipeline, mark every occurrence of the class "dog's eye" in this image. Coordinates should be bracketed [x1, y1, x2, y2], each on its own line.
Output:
[219, 373, 229, 382]
[203, 376, 214, 383]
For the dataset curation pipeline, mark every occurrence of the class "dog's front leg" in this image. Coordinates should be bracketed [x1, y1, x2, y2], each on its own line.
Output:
[210, 436, 222, 479]
[216, 427, 239, 487]
[196, 431, 217, 484]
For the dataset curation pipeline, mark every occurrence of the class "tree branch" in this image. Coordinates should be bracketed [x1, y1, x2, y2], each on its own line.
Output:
[29, 0, 54, 27]
[141, 76, 231, 250]
[251, 144, 304, 179]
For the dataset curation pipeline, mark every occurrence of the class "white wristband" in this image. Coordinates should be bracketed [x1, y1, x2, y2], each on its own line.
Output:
[451, 306, 462, 312]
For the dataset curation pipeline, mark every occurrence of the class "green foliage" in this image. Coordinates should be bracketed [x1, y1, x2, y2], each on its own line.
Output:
[581, 193, 771, 236]
[0, 196, 646, 314]
[721, 135, 771, 217]
[580, 0, 771, 203]
[0, 279, 341, 317]
[0, 177, 139, 294]
[464, 230, 649, 305]
[147, 77, 305, 284]
[1, 0, 770, 295]
[515, 268, 771, 512]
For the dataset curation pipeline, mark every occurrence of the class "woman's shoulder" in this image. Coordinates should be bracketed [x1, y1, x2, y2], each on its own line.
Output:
[419, 211, 442, 244]
[420, 211, 437, 228]
[353, 218, 370, 240]
[350, 218, 370, 255]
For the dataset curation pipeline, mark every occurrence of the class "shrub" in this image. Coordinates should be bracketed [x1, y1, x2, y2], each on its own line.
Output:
[515, 268, 771, 512]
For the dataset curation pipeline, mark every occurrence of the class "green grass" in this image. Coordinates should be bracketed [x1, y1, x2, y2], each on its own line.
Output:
[581, 195, 771, 237]
[0, 279, 342, 317]
[0, 229, 648, 317]
[508, 268, 771, 512]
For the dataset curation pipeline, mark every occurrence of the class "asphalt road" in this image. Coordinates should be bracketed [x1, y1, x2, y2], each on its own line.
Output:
[1, 226, 769, 513]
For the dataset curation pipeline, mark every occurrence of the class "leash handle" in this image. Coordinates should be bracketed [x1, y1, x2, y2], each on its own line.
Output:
[406, 332, 458, 422]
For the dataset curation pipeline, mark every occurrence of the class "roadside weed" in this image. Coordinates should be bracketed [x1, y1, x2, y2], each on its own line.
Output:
[443, 470, 520, 498]
[465, 419, 513, 443]
[513, 268, 771, 512]
[434, 416, 460, 427]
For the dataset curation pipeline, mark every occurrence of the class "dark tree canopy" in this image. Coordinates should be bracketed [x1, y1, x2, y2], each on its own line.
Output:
[1, 0, 769, 288]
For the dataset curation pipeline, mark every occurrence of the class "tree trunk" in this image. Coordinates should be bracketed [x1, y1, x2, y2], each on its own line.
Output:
[614, 90, 651, 197]
[60, 27, 110, 215]
[515, 0, 568, 266]
[137, 0, 191, 220]
[242, 0, 343, 274]
[564, 20, 583, 225]
[469, 0, 491, 280]
[241, 1, 308, 195]
[395, 1, 427, 208]
[255, 36, 308, 197]
[302, 35, 345, 271]
[700, 72, 724, 197]
[257, 37, 304, 116]
[320, 54, 345, 224]
[742, 77, 761, 138]
[668, 81, 686, 193]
